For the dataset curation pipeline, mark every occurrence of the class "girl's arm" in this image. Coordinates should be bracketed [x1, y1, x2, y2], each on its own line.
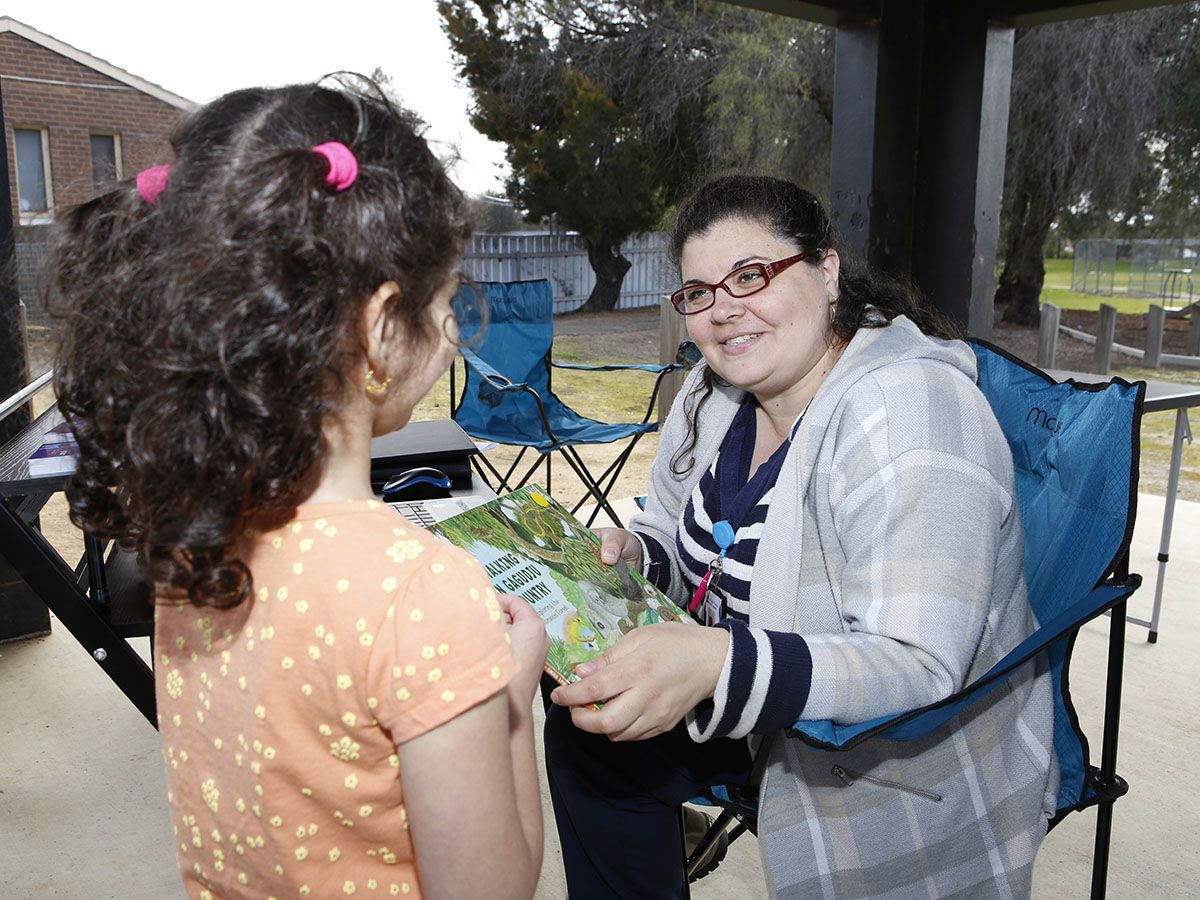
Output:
[399, 692, 541, 900]
[398, 593, 546, 900]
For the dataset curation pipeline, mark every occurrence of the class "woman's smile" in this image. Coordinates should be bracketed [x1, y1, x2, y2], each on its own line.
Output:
[719, 331, 763, 352]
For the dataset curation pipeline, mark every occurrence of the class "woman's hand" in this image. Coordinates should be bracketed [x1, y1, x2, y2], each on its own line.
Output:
[593, 527, 644, 569]
[549, 622, 730, 741]
[498, 593, 549, 704]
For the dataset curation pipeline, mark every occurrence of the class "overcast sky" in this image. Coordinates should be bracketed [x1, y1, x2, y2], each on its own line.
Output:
[4, 0, 509, 195]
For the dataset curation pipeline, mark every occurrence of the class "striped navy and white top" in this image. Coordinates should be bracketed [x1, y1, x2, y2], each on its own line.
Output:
[639, 397, 814, 739]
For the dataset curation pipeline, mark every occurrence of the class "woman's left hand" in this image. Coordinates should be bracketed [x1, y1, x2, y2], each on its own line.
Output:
[549, 622, 730, 741]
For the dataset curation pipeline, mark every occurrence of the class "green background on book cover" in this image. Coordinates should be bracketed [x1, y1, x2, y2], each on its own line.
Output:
[430, 486, 691, 682]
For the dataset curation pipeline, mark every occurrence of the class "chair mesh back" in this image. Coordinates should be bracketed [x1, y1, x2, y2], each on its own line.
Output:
[970, 342, 1142, 813]
[453, 280, 559, 445]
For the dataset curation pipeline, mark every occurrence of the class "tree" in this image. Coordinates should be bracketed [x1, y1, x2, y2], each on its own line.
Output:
[440, 0, 736, 311]
[995, 8, 1189, 325]
[705, 17, 834, 195]
[1145, 5, 1200, 238]
[465, 194, 527, 232]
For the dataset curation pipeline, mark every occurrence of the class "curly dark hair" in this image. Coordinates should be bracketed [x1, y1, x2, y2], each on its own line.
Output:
[45, 78, 470, 609]
[667, 174, 961, 474]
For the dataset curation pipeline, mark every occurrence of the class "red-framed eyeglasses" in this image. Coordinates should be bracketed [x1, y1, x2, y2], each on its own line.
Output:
[670, 248, 823, 315]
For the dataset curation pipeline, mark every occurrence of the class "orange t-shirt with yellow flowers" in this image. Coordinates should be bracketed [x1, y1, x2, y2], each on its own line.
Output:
[154, 499, 518, 899]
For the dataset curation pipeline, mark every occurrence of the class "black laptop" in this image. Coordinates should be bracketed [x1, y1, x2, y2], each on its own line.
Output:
[369, 419, 479, 493]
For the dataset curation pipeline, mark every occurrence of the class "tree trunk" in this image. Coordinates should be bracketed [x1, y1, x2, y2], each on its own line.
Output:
[997, 191, 1060, 326]
[994, 193, 1029, 310]
[580, 241, 632, 313]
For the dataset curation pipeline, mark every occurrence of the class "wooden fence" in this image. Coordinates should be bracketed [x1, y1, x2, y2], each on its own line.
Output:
[1038, 301, 1200, 374]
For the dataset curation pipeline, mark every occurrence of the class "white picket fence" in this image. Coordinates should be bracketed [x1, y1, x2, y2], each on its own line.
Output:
[463, 232, 674, 315]
[15, 230, 675, 321]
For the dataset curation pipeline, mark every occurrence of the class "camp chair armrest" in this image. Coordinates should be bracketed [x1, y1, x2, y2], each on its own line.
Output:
[551, 361, 682, 374]
[551, 361, 684, 425]
[460, 347, 565, 445]
[461, 347, 523, 391]
[787, 575, 1142, 753]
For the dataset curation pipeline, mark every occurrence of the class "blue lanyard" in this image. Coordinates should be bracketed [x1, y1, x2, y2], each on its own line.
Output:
[687, 518, 734, 616]
[689, 398, 807, 621]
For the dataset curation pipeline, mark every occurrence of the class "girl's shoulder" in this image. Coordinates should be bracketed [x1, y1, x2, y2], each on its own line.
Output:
[245, 499, 479, 592]
[263, 498, 430, 543]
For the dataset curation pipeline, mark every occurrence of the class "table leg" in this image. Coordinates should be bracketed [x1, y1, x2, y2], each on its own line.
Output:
[1148, 408, 1191, 643]
[0, 501, 157, 725]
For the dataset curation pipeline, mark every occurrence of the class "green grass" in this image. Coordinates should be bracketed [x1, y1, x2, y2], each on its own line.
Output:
[1042, 257, 1074, 290]
[1040, 258, 1155, 313]
[1039, 258, 1192, 314]
[1039, 287, 1158, 314]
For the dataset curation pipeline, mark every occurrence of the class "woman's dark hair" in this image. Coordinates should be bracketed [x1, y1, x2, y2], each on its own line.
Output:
[667, 174, 961, 474]
[45, 77, 470, 609]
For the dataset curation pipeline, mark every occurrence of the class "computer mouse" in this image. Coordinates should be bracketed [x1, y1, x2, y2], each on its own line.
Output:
[381, 467, 453, 500]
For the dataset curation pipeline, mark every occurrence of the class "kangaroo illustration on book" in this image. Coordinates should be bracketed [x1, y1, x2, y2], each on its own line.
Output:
[580, 560, 684, 643]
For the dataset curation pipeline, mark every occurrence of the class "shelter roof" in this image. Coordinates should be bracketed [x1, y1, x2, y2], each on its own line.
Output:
[726, 0, 1183, 27]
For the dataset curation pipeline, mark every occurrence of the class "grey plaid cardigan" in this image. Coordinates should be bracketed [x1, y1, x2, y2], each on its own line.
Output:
[632, 317, 1058, 898]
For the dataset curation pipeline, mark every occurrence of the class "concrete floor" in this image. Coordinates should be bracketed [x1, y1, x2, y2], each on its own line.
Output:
[1, 492, 1197, 899]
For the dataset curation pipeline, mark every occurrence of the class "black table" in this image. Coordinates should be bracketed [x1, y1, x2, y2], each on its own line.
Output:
[0, 405, 157, 724]
[1048, 369, 1200, 642]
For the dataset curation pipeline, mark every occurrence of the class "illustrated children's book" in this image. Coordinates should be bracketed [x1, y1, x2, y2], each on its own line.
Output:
[429, 485, 694, 690]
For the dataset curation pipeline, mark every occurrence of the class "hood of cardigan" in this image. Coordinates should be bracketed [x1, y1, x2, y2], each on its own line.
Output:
[803, 313, 978, 436]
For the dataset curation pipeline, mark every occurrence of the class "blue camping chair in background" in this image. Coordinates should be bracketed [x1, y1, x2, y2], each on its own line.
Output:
[450, 279, 680, 527]
[686, 341, 1144, 899]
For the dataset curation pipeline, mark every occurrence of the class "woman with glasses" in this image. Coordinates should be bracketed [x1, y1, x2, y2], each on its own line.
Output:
[543, 175, 1057, 898]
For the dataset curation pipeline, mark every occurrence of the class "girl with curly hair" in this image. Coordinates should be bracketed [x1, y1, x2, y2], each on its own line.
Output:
[46, 79, 546, 900]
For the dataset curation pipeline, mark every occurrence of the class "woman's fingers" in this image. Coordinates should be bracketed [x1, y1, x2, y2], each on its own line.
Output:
[593, 527, 642, 569]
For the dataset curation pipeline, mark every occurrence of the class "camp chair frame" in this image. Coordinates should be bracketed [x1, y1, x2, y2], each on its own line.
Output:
[684, 341, 1143, 900]
[449, 279, 681, 528]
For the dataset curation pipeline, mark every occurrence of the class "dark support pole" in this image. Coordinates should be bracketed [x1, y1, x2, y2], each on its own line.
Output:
[0, 78, 30, 447]
[0, 79, 52, 644]
[1091, 553, 1129, 899]
[829, 6, 923, 276]
[829, 0, 1014, 339]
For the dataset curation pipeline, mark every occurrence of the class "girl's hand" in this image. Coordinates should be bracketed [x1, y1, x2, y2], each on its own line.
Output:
[593, 527, 643, 569]
[549, 622, 730, 741]
[498, 593, 549, 704]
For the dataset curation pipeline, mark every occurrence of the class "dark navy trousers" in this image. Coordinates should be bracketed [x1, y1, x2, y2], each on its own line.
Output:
[542, 697, 753, 899]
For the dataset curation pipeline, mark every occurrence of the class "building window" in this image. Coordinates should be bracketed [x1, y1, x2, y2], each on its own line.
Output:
[14, 127, 52, 220]
[90, 133, 121, 189]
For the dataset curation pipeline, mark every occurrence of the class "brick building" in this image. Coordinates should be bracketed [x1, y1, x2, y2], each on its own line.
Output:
[1, 16, 193, 222]
[0, 16, 193, 312]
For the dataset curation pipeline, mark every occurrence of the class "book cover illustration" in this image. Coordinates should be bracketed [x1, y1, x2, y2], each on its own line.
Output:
[429, 485, 693, 689]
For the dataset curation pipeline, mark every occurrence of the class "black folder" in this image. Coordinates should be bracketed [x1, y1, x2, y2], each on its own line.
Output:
[369, 420, 478, 492]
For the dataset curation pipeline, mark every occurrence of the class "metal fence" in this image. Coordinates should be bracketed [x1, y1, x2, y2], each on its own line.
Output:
[1071, 237, 1200, 303]
[16, 230, 675, 321]
[463, 232, 673, 315]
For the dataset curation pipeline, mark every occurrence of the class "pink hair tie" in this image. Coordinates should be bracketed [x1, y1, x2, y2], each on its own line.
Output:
[312, 141, 358, 192]
[136, 165, 171, 204]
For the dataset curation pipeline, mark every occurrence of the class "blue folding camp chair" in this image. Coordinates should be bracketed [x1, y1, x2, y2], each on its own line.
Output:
[450, 279, 680, 527]
[686, 340, 1144, 899]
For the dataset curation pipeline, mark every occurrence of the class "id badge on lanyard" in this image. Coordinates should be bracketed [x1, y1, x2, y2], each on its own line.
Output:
[688, 519, 735, 626]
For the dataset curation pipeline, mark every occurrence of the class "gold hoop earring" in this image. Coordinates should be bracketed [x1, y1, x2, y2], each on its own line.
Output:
[365, 369, 391, 397]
